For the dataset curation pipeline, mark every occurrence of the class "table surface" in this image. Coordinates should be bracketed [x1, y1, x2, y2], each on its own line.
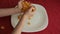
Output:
[0, 0, 60, 34]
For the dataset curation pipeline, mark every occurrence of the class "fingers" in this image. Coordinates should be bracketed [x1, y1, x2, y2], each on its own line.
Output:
[20, 0, 24, 1]
[18, 0, 23, 9]
[29, 7, 33, 11]
[24, 6, 34, 14]
[18, 0, 25, 9]
[24, 6, 35, 16]
[28, 6, 35, 13]
[19, 0, 24, 3]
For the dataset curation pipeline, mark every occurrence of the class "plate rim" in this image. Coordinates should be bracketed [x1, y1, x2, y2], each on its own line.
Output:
[11, 4, 48, 32]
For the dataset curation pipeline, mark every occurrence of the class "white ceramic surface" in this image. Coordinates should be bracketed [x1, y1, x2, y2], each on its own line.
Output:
[11, 4, 48, 32]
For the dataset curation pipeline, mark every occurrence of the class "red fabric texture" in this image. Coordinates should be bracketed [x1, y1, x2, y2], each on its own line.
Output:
[0, 0, 60, 34]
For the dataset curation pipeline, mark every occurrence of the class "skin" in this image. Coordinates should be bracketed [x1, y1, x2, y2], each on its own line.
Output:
[0, 0, 35, 34]
[0, 0, 23, 17]
[0, 6, 35, 34]
[0, 8, 20, 17]
[12, 6, 35, 34]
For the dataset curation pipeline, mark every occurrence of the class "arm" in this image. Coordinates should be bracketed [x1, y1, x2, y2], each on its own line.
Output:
[0, 8, 20, 17]
[0, 0, 25, 17]
[12, 14, 28, 34]
[12, 6, 35, 34]
[0, 0, 23, 17]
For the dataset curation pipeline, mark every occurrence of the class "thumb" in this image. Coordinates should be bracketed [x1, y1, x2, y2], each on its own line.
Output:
[27, 6, 33, 12]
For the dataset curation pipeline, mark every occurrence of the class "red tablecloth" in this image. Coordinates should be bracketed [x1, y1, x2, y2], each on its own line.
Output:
[0, 0, 60, 34]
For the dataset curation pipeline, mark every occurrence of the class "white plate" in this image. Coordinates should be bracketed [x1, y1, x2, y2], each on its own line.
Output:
[11, 4, 48, 32]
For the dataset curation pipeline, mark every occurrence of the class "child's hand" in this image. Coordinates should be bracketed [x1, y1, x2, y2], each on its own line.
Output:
[24, 6, 36, 17]
[18, 0, 24, 10]
[17, 0, 31, 13]
[15, 0, 24, 13]
[17, 0, 36, 17]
